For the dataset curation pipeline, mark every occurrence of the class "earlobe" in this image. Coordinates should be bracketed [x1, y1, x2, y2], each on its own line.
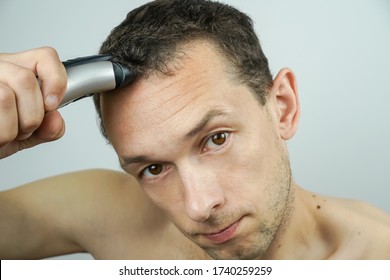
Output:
[271, 68, 300, 140]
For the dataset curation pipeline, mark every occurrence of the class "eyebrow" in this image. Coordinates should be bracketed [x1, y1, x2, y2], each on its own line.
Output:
[120, 155, 155, 171]
[120, 108, 230, 168]
[184, 108, 230, 139]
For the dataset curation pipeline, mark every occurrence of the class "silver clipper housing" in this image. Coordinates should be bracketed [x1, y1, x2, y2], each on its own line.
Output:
[60, 55, 134, 108]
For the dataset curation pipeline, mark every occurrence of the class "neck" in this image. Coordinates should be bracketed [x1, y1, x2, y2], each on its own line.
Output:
[262, 184, 337, 259]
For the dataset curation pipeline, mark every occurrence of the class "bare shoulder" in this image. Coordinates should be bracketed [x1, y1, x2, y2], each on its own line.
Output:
[33, 169, 172, 258]
[23, 168, 157, 215]
[73, 168, 167, 227]
[55, 168, 168, 229]
[339, 198, 390, 230]
[350, 199, 390, 224]
[329, 197, 390, 259]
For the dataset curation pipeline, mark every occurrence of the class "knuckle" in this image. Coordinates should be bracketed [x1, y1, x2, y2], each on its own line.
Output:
[39, 46, 60, 59]
[19, 114, 43, 133]
[37, 47, 67, 96]
[0, 85, 15, 109]
[0, 85, 18, 146]
[13, 68, 37, 87]
[0, 126, 18, 148]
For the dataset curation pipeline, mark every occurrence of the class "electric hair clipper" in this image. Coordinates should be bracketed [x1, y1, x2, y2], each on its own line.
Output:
[59, 55, 135, 108]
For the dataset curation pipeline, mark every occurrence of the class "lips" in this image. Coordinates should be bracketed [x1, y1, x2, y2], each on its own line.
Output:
[203, 218, 241, 244]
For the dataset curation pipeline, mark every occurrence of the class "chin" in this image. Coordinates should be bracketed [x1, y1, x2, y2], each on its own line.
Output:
[203, 239, 268, 260]
[205, 247, 264, 260]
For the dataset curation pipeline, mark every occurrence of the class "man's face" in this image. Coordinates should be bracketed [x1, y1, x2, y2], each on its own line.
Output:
[101, 41, 293, 259]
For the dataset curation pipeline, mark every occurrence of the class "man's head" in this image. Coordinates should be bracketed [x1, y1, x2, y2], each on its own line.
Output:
[94, 0, 300, 259]
[94, 0, 272, 139]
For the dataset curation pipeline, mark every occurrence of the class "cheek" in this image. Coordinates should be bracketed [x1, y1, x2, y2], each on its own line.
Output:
[226, 131, 269, 179]
[218, 127, 282, 198]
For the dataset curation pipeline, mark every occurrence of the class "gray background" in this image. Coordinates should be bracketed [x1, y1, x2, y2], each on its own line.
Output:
[0, 0, 389, 259]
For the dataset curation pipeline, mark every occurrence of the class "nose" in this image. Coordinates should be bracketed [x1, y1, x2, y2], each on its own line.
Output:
[179, 162, 225, 222]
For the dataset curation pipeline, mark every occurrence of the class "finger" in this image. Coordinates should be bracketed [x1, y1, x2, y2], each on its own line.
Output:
[35, 110, 65, 142]
[0, 82, 18, 147]
[0, 47, 67, 111]
[1, 111, 65, 159]
[17, 110, 65, 152]
[34, 48, 67, 111]
[0, 61, 45, 139]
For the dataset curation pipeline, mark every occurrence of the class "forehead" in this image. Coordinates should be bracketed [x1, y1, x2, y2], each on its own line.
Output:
[101, 41, 259, 154]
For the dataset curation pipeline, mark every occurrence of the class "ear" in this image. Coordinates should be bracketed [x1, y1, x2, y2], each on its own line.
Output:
[270, 68, 300, 140]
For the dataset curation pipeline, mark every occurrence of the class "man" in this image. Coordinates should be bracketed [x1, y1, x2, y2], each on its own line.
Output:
[0, 0, 389, 260]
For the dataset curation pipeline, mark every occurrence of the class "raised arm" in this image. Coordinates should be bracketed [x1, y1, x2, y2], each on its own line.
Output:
[0, 48, 166, 259]
[0, 169, 152, 259]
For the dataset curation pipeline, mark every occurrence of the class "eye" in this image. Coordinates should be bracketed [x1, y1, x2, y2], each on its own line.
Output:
[141, 164, 163, 178]
[203, 132, 230, 151]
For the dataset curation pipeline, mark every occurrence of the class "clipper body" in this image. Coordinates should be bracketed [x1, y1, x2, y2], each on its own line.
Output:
[59, 55, 134, 108]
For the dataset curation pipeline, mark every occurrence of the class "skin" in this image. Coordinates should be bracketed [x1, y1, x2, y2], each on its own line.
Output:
[102, 40, 298, 260]
[0, 43, 389, 259]
[101, 40, 390, 259]
[0, 47, 66, 158]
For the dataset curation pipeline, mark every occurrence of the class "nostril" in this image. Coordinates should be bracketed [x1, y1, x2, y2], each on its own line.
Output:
[179, 163, 225, 222]
[185, 199, 212, 222]
[184, 190, 225, 222]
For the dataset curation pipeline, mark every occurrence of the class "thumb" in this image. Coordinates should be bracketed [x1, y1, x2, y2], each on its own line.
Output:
[18, 110, 66, 151]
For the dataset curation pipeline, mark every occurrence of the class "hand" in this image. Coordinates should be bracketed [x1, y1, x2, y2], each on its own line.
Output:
[0, 47, 67, 159]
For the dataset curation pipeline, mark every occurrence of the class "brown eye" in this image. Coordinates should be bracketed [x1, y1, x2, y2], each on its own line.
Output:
[211, 132, 227, 145]
[143, 164, 163, 177]
[204, 132, 229, 151]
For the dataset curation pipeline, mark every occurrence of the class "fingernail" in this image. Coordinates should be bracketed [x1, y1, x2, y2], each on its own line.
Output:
[44, 95, 59, 110]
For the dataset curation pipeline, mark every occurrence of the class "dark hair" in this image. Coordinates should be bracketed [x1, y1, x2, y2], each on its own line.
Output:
[94, 0, 272, 140]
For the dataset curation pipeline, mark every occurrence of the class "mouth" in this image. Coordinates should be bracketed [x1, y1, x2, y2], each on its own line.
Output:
[202, 218, 242, 244]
